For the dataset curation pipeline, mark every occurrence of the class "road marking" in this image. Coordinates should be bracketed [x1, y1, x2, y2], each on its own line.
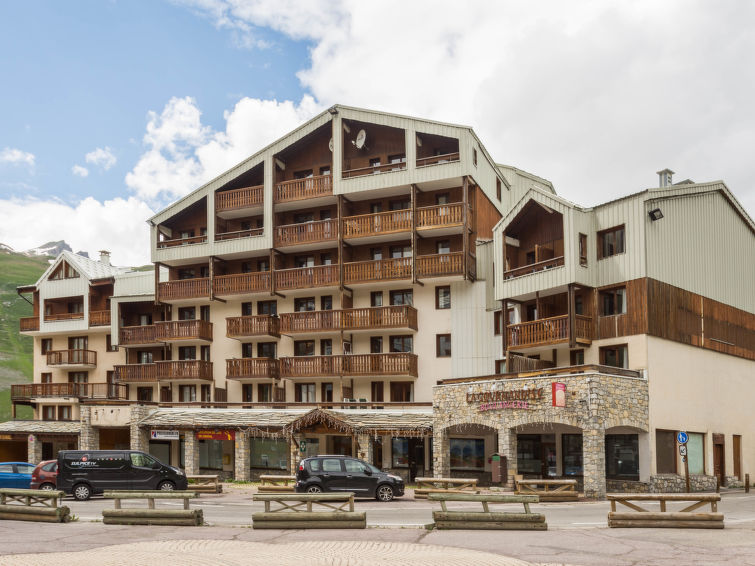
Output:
[572, 522, 605, 525]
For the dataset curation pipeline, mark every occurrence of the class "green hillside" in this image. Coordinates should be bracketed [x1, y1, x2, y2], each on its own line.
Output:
[0, 251, 49, 421]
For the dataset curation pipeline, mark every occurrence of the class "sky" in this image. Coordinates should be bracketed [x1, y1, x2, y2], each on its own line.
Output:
[1, 0, 753, 266]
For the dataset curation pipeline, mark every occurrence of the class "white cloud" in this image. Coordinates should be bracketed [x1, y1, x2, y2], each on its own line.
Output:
[0, 147, 35, 166]
[72, 165, 89, 177]
[0, 196, 155, 266]
[85, 146, 117, 170]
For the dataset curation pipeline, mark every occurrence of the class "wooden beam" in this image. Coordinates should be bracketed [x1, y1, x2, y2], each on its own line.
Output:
[270, 248, 276, 297]
[338, 194, 344, 291]
[154, 262, 161, 305]
[411, 184, 418, 285]
[568, 283, 576, 348]
[462, 176, 469, 281]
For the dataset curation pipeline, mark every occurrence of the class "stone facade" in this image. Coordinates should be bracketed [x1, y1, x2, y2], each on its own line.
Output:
[234, 433, 250, 482]
[183, 431, 200, 475]
[78, 406, 100, 450]
[650, 473, 718, 493]
[129, 406, 150, 451]
[27, 434, 43, 464]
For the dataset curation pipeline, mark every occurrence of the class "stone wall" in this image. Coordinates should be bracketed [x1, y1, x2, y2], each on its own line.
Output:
[650, 473, 718, 493]
[607, 479, 649, 493]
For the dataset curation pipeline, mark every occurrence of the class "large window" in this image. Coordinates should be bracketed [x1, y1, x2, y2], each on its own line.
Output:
[655, 429, 677, 474]
[294, 297, 315, 312]
[199, 439, 223, 470]
[294, 340, 315, 356]
[600, 287, 626, 315]
[562, 434, 583, 476]
[600, 345, 628, 369]
[250, 438, 288, 469]
[605, 434, 639, 479]
[295, 383, 316, 403]
[390, 289, 413, 306]
[257, 342, 276, 358]
[450, 438, 485, 470]
[598, 225, 625, 259]
[257, 300, 277, 315]
[390, 382, 413, 402]
[391, 438, 408, 467]
[688, 432, 705, 475]
[389, 335, 413, 353]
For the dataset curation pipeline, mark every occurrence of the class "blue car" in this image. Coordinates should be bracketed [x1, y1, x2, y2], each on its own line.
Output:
[0, 462, 35, 488]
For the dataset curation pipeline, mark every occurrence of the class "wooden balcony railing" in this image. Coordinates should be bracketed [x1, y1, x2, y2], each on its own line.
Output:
[507, 314, 593, 348]
[215, 185, 263, 212]
[342, 209, 411, 238]
[274, 219, 337, 246]
[89, 310, 111, 327]
[44, 312, 84, 322]
[47, 349, 97, 366]
[155, 320, 213, 341]
[280, 305, 417, 333]
[275, 174, 332, 203]
[416, 152, 460, 168]
[226, 315, 280, 338]
[119, 325, 157, 345]
[214, 272, 271, 296]
[342, 161, 407, 179]
[155, 360, 214, 381]
[416, 252, 463, 277]
[215, 228, 264, 241]
[114, 363, 157, 382]
[11, 383, 128, 400]
[416, 203, 463, 228]
[158, 278, 210, 301]
[19, 317, 39, 332]
[504, 256, 565, 280]
[157, 235, 208, 249]
[279, 353, 418, 378]
[275, 265, 338, 291]
[344, 257, 412, 284]
[505, 354, 557, 373]
[226, 358, 280, 380]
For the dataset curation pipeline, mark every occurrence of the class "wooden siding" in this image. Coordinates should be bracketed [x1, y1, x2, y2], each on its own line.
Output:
[473, 185, 502, 240]
[120, 325, 158, 345]
[596, 278, 648, 339]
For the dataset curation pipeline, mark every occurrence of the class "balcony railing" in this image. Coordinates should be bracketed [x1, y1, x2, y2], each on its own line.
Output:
[504, 256, 565, 280]
[279, 353, 418, 378]
[226, 358, 280, 380]
[344, 257, 412, 284]
[342, 209, 411, 238]
[214, 272, 271, 296]
[119, 325, 157, 345]
[416, 252, 463, 277]
[226, 315, 281, 338]
[280, 306, 417, 333]
[275, 265, 338, 291]
[158, 278, 210, 301]
[215, 228, 264, 241]
[155, 320, 213, 342]
[89, 310, 111, 327]
[505, 354, 557, 373]
[416, 152, 460, 168]
[215, 185, 263, 212]
[11, 383, 128, 401]
[157, 235, 208, 249]
[416, 203, 463, 228]
[342, 161, 407, 179]
[44, 312, 84, 322]
[19, 317, 39, 332]
[274, 219, 337, 247]
[114, 363, 157, 382]
[275, 174, 332, 203]
[507, 314, 593, 348]
[155, 360, 214, 381]
[47, 349, 97, 366]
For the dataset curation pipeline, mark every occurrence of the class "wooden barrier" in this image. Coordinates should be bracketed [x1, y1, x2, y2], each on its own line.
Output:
[187, 475, 222, 493]
[515, 479, 579, 502]
[414, 477, 479, 499]
[257, 475, 296, 493]
[428, 493, 546, 530]
[252, 492, 365, 529]
[607, 493, 723, 529]
[0, 488, 70, 523]
[102, 491, 202, 526]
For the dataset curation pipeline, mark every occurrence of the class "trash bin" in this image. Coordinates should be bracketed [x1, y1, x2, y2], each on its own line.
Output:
[490, 453, 508, 484]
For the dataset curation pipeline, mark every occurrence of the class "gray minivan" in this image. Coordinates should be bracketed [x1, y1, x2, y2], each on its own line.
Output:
[57, 450, 188, 500]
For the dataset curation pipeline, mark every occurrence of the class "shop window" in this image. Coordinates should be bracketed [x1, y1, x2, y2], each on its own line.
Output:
[579, 233, 588, 266]
[517, 434, 542, 474]
[600, 287, 626, 315]
[391, 438, 409, 467]
[389, 335, 413, 353]
[450, 438, 485, 470]
[597, 225, 625, 259]
[250, 438, 288, 469]
[257, 300, 277, 316]
[199, 439, 223, 470]
[258, 342, 277, 359]
[655, 430, 677, 474]
[436, 334, 451, 357]
[600, 344, 628, 369]
[390, 289, 413, 306]
[294, 340, 315, 357]
[294, 297, 315, 312]
[179, 385, 196, 402]
[389, 382, 413, 402]
[605, 434, 639, 480]
[370, 291, 383, 307]
[41, 339, 52, 354]
[562, 434, 583, 476]
[137, 387, 153, 402]
[435, 286, 451, 309]
[687, 432, 705, 475]
[295, 383, 316, 403]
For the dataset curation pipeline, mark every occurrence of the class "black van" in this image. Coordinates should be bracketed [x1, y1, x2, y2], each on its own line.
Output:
[57, 450, 188, 500]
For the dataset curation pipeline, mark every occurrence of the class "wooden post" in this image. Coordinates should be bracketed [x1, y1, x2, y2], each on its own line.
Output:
[208, 256, 214, 301]
[154, 262, 161, 305]
[270, 249, 276, 297]
[411, 184, 418, 284]
[568, 283, 576, 348]
[685, 454, 691, 493]
[462, 176, 469, 281]
[338, 195, 344, 290]
[746, 474, 750, 493]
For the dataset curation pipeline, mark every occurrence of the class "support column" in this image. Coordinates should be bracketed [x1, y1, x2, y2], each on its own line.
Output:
[79, 406, 99, 450]
[357, 434, 373, 462]
[583, 427, 606, 499]
[289, 434, 302, 474]
[184, 431, 200, 475]
[498, 428, 517, 486]
[129, 405, 149, 452]
[27, 434, 43, 465]
[234, 432, 250, 482]
[432, 427, 450, 478]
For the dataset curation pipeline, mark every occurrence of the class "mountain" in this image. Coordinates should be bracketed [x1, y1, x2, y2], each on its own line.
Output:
[22, 240, 72, 258]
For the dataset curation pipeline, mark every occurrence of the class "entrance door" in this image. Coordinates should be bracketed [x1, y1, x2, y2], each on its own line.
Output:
[713, 442, 725, 486]
[408, 438, 425, 481]
[542, 442, 556, 477]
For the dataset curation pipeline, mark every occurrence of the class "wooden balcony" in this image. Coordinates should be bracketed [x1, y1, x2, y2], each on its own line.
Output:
[19, 317, 39, 332]
[280, 305, 417, 334]
[275, 264, 338, 291]
[155, 320, 213, 342]
[279, 353, 418, 378]
[342, 161, 407, 179]
[504, 256, 565, 280]
[47, 349, 97, 367]
[11, 383, 128, 401]
[157, 235, 208, 249]
[507, 314, 593, 348]
[44, 312, 84, 322]
[416, 152, 460, 168]
[155, 360, 214, 381]
[215, 228, 264, 241]
[114, 363, 157, 383]
[158, 278, 210, 301]
[89, 310, 111, 327]
[226, 315, 280, 338]
[119, 325, 157, 346]
[416, 252, 463, 277]
[275, 174, 332, 203]
[416, 203, 463, 228]
[344, 257, 412, 284]
[215, 185, 263, 213]
[342, 210, 411, 238]
[214, 272, 271, 296]
[505, 354, 557, 373]
[226, 358, 280, 380]
[274, 219, 337, 247]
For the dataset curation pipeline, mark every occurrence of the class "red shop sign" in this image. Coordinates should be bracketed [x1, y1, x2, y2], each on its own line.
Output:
[196, 430, 235, 441]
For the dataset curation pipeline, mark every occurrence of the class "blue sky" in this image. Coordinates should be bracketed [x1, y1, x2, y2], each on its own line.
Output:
[1, 1, 753, 265]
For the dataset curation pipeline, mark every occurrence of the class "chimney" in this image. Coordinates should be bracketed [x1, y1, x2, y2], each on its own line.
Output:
[99, 250, 111, 265]
[657, 168, 674, 188]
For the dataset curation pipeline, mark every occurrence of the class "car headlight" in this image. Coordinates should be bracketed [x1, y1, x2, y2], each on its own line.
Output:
[387, 474, 403, 482]
[173, 467, 185, 476]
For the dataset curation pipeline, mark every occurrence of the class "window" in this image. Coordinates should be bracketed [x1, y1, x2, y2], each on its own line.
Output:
[655, 430, 677, 474]
[605, 434, 639, 480]
[106, 335, 117, 352]
[258, 259, 270, 272]
[294, 212, 314, 224]
[201, 345, 210, 361]
[200, 305, 210, 321]
[68, 336, 87, 350]
[371, 381, 384, 402]
[370, 336, 383, 354]
[139, 313, 152, 326]
[41, 339, 52, 354]
[389, 199, 410, 211]
[242, 384, 253, 403]
[241, 343, 253, 359]
[241, 261, 253, 273]
[688, 432, 705, 475]
[294, 169, 313, 179]
[579, 233, 588, 266]
[494, 311, 502, 335]
[321, 296, 332, 310]
[200, 266, 209, 278]
[178, 268, 195, 280]
[600, 287, 626, 315]
[137, 387, 153, 402]
[130, 452, 157, 468]
[250, 438, 288, 469]
[496, 178, 502, 201]
[294, 297, 315, 312]
[390, 289, 413, 306]
[436, 334, 451, 357]
[570, 349, 585, 365]
[257, 383, 272, 402]
[436, 193, 449, 206]
[370, 247, 383, 261]
[389, 335, 413, 353]
[435, 286, 451, 309]
[370, 291, 383, 307]
[178, 307, 196, 320]
[390, 382, 413, 402]
[370, 202, 383, 214]
[598, 225, 625, 259]
[68, 372, 87, 384]
[294, 340, 315, 356]
[388, 154, 406, 170]
[138, 351, 153, 364]
[473, 148, 478, 166]
[42, 406, 56, 421]
[295, 255, 314, 268]
[178, 346, 196, 360]
[562, 434, 583, 476]
[390, 245, 411, 258]
[436, 240, 451, 254]
[201, 384, 211, 402]
[391, 438, 408, 467]
[320, 339, 332, 356]
[450, 438, 485, 470]
[575, 294, 584, 315]
[600, 344, 628, 369]
[295, 383, 316, 403]
[179, 385, 196, 402]
[257, 300, 277, 316]
[321, 382, 333, 403]
[257, 342, 277, 358]
[241, 302, 253, 316]
[369, 157, 381, 170]
[321, 253, 333, 265]
[58, 406, 72, 421]
[41, 372, 52, 383]
[320, 166, 331, 176]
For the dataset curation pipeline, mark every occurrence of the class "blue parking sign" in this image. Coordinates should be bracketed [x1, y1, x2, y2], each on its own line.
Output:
[677, 431, 688, 444]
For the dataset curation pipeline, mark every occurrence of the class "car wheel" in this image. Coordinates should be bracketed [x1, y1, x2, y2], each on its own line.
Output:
[376, 484, 394, 502]
[73, 483, 91, 501]
[306, 484, 323, 494]
[158, 480, 176, 491]
[39, 483, 56, 491]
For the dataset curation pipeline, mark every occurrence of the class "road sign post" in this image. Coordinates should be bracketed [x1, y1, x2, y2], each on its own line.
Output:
[677, 431, 690, 493]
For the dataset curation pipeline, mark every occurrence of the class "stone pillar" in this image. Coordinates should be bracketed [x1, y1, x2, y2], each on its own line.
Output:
[129, 406, 149, 452]
[234, 432, 250, 482]
[583, 426, 606, 499]
[27, 434, 43, 464]
[290, 435, 302, 474]
[79, 406, 99, 450]
[498, 428, 517, 486]
[184, 431, 200, 475]
[357, 434, 373, 463]
[432, 427, 450, 478]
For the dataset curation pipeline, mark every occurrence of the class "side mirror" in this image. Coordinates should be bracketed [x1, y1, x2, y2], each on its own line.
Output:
[152, 462, 161, 470]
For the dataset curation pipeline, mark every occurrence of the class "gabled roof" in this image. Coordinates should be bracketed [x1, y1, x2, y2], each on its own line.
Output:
[30, 250, 131, 289]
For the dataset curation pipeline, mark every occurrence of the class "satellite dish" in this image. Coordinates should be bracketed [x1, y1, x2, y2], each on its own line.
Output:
[416, 135, 423, 147]
[328, 138, 334, 152]
[355, 129, 367, 149]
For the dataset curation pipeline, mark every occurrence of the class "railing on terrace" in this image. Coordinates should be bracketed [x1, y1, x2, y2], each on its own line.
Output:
[275, 265, 338, 291]
[44, 312, 84, 322]
[415, 252, 463, 277]
[114, 363, 157, 382]
[214, 271, 271, 295]
[226, 358, 280, 380]
[11, 383, 128, 400]
[215, 185, 263, 212]
[280, 305, 417, 333]
[504, 256, 565, 280]
[344, 257, 412, 284]
[157, 235, 208, 249]
[226, 315, 280, 338]
[155, 320, 213, 341]
[275, 174, 332, 203]
[342, 161, 407, 179]
[89, 310, 111, 327]
[507, 314, 592, 348]
[274, 219, 337, 246]
[415, 203, 463, 228]
[415, 152, 460, 168]
[342, 209, 411, 238]
[119, 325, 157, 345]
[155, 360, 214, 381]
[215, 228, 264, 241]
[19, 317, 39, 331]
[158, 278, 210, 301]
[279, 353, 418, 378]
[505, 354, 557, 373]
[47, 349, 97, 366]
